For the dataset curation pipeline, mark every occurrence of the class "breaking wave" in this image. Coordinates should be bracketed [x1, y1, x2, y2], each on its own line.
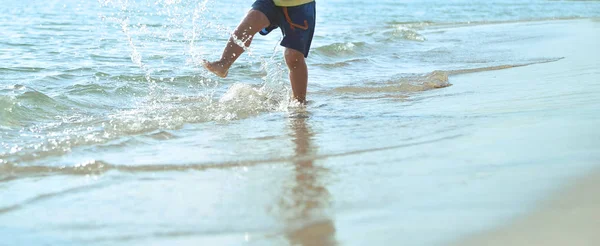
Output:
[313, 42, 368, 57]
[0, 85, 68, 127]
[335, 71, 451, 94]
[0, 81, 294, 165]
[333, 59, 563, 94]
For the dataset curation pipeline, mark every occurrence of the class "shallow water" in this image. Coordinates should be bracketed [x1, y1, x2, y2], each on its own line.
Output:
[1, 0, 600, 245]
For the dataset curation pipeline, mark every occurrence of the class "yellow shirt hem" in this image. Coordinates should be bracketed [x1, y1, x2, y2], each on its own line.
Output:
[273, 0, 314, 7]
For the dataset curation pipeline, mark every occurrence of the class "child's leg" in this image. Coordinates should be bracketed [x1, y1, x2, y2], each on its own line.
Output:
[284, 48, 308, 103]
[203, 10, 269, 78]
[277, 2, 315, 103]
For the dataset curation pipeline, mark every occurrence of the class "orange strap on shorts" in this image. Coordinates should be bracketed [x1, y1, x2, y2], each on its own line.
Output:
[282, 7, 309, 30]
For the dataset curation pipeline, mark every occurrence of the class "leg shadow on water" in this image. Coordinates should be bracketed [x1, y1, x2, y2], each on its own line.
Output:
[276, 114, 337, 246]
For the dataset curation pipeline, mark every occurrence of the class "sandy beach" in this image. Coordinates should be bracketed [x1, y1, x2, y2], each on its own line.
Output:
[449, 18, 600, 246]
[455, 170, 600, 246]
[1, 0, 599, 244]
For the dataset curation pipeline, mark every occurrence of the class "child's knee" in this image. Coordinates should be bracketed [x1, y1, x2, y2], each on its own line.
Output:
[233, 10, 268, 38]
[284, 49, 305, 68]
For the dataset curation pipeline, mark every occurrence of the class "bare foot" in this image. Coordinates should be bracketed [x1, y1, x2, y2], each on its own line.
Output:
[202, 60, 229, 78]
[293, 96, 307, 105]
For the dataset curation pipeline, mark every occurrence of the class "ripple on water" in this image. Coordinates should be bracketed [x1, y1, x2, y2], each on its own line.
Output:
[0, 67, 46, 73]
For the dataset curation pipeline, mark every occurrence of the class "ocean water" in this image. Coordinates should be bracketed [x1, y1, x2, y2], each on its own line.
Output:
[1, 0, 600, 245]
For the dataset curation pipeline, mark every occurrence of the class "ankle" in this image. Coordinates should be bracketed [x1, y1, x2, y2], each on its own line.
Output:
[216, 60, 231, 70]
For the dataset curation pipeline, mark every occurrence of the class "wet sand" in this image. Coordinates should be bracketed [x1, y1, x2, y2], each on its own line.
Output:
[455, 170, 600, 246]
[450, 18, 600, 246]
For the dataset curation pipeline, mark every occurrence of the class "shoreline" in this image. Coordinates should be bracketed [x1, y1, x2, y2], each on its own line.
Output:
[449, 18, 600, 246]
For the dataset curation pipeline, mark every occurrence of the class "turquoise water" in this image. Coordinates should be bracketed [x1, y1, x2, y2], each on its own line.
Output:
[1, 0, 600, 245]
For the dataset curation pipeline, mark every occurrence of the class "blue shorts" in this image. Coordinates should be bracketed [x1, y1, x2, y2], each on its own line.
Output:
[251, 0, 316, 58]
